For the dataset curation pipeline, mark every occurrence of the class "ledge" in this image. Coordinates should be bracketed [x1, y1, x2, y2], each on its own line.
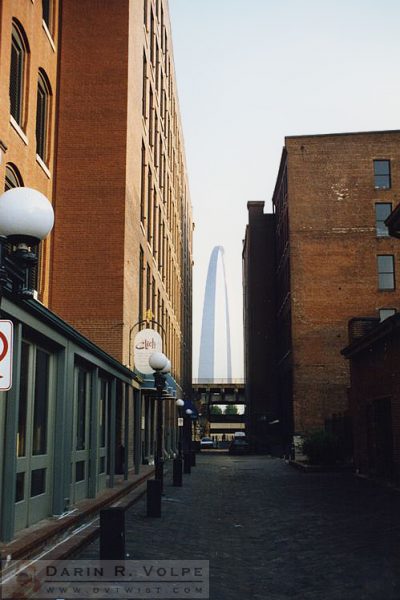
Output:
[36, 154, 51, 179]
[288, 460, 354, 473]
[9, 117, 28, 146]
[0, 466, 155, 561]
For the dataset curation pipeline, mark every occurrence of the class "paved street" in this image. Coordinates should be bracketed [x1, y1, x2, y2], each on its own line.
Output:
[79, 454, 400, 600]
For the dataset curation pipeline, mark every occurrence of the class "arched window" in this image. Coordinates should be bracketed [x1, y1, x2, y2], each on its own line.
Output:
[10, 21, 29, 127]
[36, 69, 52, 162]
[4, 163, 24, 191]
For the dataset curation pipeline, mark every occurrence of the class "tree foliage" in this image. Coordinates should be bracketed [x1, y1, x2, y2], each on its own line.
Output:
[224, 404, 239, 415]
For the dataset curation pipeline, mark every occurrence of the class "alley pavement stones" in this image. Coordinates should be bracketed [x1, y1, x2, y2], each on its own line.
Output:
[77, 455, 400, 600]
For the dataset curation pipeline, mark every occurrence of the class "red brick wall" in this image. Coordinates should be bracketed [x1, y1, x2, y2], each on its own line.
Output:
[285, 131, 400, 432]
[0, 0, 60, 304]
[49, 0, 130, 360]
[346, 320, 400, 482]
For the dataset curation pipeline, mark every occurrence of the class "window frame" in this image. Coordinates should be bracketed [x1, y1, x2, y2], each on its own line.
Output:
[375, 202, 392, 237]
[5, 163, 24, 190]
[374, 159, 391, 190]
[377, 254, 395, 291]
[42, 0, 54, 36]
[36, 69, 52, 163]
[10, 21, 29, 128]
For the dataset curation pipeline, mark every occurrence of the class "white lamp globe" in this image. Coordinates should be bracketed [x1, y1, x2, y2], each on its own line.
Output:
[0, 187, 54, 244]
[185, 409, 193, 415]
[176, 399, 185, 407]
[148, 351, 168, 371]
[161, 359, 171, 374]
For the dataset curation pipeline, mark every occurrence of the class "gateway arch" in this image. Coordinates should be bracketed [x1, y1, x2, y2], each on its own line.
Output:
[198, 246, 232, 380]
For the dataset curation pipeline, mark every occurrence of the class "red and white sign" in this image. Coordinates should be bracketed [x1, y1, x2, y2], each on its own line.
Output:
[134, 328, 163, 375]
[0, 320, 13, 391]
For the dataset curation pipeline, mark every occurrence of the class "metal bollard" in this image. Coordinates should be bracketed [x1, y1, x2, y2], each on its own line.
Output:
[147, 479, 162, 517]
[190, 450, 196, 467]
[173, 457, 183, 486]
[155, 459, 164, 493]
[100, 507, 125, 560]
[183, 452, 191, 474]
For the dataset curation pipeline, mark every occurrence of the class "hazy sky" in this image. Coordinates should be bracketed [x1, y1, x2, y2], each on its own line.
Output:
[169, 0, 400, 379]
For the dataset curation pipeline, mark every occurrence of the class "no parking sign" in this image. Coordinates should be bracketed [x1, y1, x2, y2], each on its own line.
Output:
[0, 320, 13, 391]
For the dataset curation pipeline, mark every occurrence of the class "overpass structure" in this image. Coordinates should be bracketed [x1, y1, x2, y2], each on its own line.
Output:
[192, 379, 246, 439]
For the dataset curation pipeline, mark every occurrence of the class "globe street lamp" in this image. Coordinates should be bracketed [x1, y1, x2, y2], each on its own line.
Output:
[148, 351, 170, 490]
[0, 187, 54, 298]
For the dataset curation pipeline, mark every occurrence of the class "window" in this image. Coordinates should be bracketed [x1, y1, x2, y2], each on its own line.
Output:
[32, 349, 50, 455]
[143, 0, 148, 29]
[149, 87, 154, 146]
[5, 163, 23, 190]
[140, 143, 146, 225]
[10, 21, 29, 126]
[377, 255, 395, 290]
[379, 308, 396, 322]
[375, 203, 392, 237]
[147, 169, 153, 241]
[76, 367, 88, 451]
[36, 69, 52, 162]
[142, 53, 147, 119]
[139, 247, 144, 320]
[146, 264, 151, 311]
[374, 160, 391, 189]
[42, 0, 53, 34]
[17, 342, 30, 457]
[150, 10, 155, 66]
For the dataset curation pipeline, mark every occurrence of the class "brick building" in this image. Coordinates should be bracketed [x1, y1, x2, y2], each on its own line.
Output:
[0, 0, 59, 305]
[253, 130, 400, 441]
[49, 0, 193, 395]
[0, 0, 193, 393]
[242, 201, 282, 452]
[0, 0, 193, 542]
[342, 315, 400, 483]
[341, 201, 400, 483]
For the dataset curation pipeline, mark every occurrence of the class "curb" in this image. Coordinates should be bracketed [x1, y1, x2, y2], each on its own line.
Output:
[288, 460, 354, 473]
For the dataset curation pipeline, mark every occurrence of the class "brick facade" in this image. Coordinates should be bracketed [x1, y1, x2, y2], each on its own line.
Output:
[0, 0, 59, 305]
[271, 130, 400, 435]
[343, 315, 400, 483]
[48, 0, 193, 390]
[243, 202, 281, 452]
[0, 0, 193, 394]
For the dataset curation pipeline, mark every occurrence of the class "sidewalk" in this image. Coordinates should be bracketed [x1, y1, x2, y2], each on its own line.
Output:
[77, 454, 400, 600]
[0, 466, 154, 563]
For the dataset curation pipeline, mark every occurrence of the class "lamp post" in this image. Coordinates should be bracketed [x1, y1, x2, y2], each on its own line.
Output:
[183, 408, 193, 473]
[176, 398, 185, 456]
[0, 187, 54, 298]
[173, 398, 185, 487]
[148, 351, 170, 490]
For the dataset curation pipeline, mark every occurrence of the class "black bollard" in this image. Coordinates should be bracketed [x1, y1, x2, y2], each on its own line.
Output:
[100, 507, 125, 560]
[173, 457, 183, 486]
[190, 450, 196, 467]
[183, 452, 191, 474]
[147, 479, 162, 517]
[155, 459, 164, 493]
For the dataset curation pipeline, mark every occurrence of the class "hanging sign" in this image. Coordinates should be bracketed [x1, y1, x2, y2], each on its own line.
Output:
[0, 320, 13, 391]
[134, 328, 163, 375]
[178, 417, 184, 427]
